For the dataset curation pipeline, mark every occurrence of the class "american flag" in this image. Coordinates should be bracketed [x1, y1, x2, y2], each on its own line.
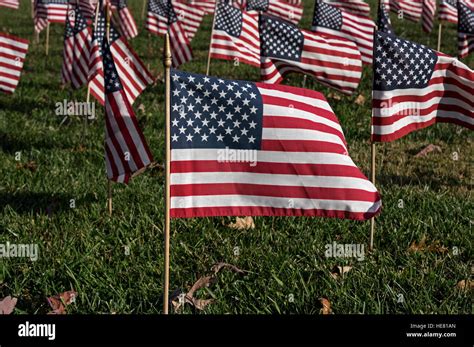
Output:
[323, 0, 371, 18]
[169, 70, 381, 219]
[102, 40, 154, 184]
[71, 6, 93, 88]
[36, 0, 70, 24]
[0, 32, 29, 94]
[377, 1, 394, 34]
[439, 0, 458, 23]
[260, 15, 362, 95]
[371, 31, 474, 142]
[34, 0, 48, 32]
[61, 8, 75, 85]
[89, 11, 154, 105]
[389, 0, 422, 22]
[458, 0, 474, 58]
[191, 0, 216, 14]
[421, 0, 436, 33]
[172, 0, 206, 41]
[312, 1, 375, 64]
[146, 0, 193, 67]
[79, 0, 99, 19]
[246, 0, 303, 25]
[210, 2, 260, 67]
[0, 0, 19, 9]
[110, 0, 138, 39]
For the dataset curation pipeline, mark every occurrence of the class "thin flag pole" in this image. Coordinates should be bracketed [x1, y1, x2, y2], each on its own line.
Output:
[163, 33, 172, 315]
[437, 23, 442, 51]
[369, 142, 376, 251]
[205, 0, 220, 75]
[142, 0, 147, 20]
[106, 1, 113, 217]
[45, 22, 50, 55]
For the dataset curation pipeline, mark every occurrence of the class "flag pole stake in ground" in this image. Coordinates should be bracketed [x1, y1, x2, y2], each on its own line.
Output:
[205, 0, 220, 75]
[369, 142, 376, 251]
[142, 0, 147, 20]
[163, 32, 172, 315]
[106, 1, 113, 217]
[437, 23, 442, 51]
[45, 22, 50, 55]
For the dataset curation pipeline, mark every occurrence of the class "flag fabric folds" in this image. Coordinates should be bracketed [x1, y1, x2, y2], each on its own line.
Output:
[37, 0, 70, 24]
[377, 1, 394, 34]
[110, 0, 138, 39]
[60, 7, 75, 85]
[389, 0, 423, 22]
[371, 31, 474, 142]
[0, 0, 19, 9]
[323, 0, 371, 18]
[169, 70, 382, 220]
[312, 1, 375, 64]
[34, 0, 49, 32]
[89, 11, 154, 105]
[146, 0, 193, 67]
[173, 0, 206, 41]
[439, 0, 458, 23]
[245, 0, 303, 25]
[79, 0, 98, 20]
[102, 40, 154, 184]
[0, 32, 29, 94]
[260, 15, 362, 94]
[210, 2, 260, 68]
[421, 0, 436, 33]
[458, 0, 474, 58]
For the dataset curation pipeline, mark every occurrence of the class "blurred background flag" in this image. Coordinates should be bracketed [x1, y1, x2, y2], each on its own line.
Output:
[169, 70, 381, 220]
[439, 0, 458, 23]
[458, 0, 474, 58]
[110, 0, 139, 39]
[323, 0, 371, 18]
[311, 1, 375, 64]
[0, 32, 29, 94]
[389, 0, 422, 22]
[0, 0, 19, 9]
[421, 0, 436, 33]
[260, 14, 362, 94]
[377, 1, 394, 34]
[371, 31, 474, 142]
[245, 0, 303, 25]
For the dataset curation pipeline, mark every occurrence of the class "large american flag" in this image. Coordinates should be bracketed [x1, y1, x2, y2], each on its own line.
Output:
[0, 32, 29, 94]
[312, 1, 375, 64]
[246, 0, 303, 25]
[389, 0, 422, 22]
[260, 15, 362, 95]
[0, 0, 19, 9]
[439, 0, 458, 23]
[110, 0, 138, 39]
[210, 2, 260, 67]
[89, 11, 154, 105]
[458, 0, 474, 58]
[169, 70, 381, 219]
[146, 0, 193, 67]
[323, 0, 371, 18]
[377, 1, 394, 34]
[102, 40, 154, 184]
[371, 31, 474, 142]
[421, 0, 436, 33]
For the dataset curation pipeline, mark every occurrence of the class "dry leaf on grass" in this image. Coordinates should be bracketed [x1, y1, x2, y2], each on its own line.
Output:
[0, 296, 17, 314]
[408, 236, 448, 254]
[319, 297, 332, 315]
[327, 92, 342, 100]
[172, 263, 247, 312]
[456, 280, 474, 291]
[47, 291, 77, 315]
[354, 94, 366, 105]
[137, 104, 146, 113]
[415, 144, 442, 158]
[330, 265, 352, 279]
[16, 161, 38, 172]
[227, 216, 255, 230]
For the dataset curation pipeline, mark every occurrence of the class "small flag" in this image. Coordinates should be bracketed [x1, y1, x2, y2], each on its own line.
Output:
[0, 0, 19, 9]
[260, 14, 363, 95]
[169, 70, 381, 220]
[421, 0, 436, 33]
[312, 1, 375, 64]
[371, 31, 474, 142]
[110, 0, 138, 39]
[389, 0, 423, 22]
[246, 0, 303, 25]
[71, 6, 93, 88]
[210, 2, 260, 68]
[323, 0, 371, 18]
[439, 0, 458, 23]
[102, 40, 154, 184]
[61, 7, 75, 85]
[89, 11, 154, 105]
[377, 1, 394, 34]
[79, 0, 99, 19]
[146, 0, 193, 67]
[173, 0, 206, 41]
[458, 0, 474, 58]
[34, 0, 48, 32]
[0, 32, 29, 94]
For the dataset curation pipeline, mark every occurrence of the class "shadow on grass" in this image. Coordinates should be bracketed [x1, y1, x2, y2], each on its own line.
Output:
[0, 130, 67, 154]
[0, 191, 96, 216]
[377, 173, 469, 191]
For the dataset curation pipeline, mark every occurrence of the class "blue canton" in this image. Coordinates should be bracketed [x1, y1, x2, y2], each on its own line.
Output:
[247, 0, 269, 12]
[103, 40, 123, 94]
[215, 2, 242, 38]
[260, 15, 304, 62]
[459, 2, 474, 35]
[149, 0, 177, 23]
[312, 1, 342, 30]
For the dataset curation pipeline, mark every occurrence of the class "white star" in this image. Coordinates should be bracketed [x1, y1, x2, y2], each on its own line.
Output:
[232, 135, 240, 142]
[209, 126, 217, 134]
[249, 92, 256, 99]
[203, 77, 210, 83]
[203, 90, 211, 97]
[188, 104, 195, 111]
[217, 119, 225, 127]
[219, 90, 227, 98]
[241, 128, 248, 136]
[241, 113, 249, 121]
[201, 133, 209, 141]
[225, 127, 233, 134]
[250, 106, 258, 114]
[172, 74, 179, 81]
[195, 111, 202, 119]
[235, 91, 242, 98]
[172, 90, 180, 97]
[202, 104, 210, 112]
[226, 112, 233, 120]
[248, 136, 255, 143]
[202, 118, 209, 127]
[171, 134, 179, 141]
[195, 82, 203, 90]
[195, 96, 202, 104]
[188, 75, 195, 83]
[194, 126, 201, 134]
[234, 105, 241, 113]
[211, 83, 219, 90]
[249, 121, 257, 129]
[210, 111, 218, 119]
[242, 98, 250, 106]
[233, 119, 241, 128]
[211, 97, 218, 105]
[216, 134, 224, 141]
[186, 134, 193, 141]
[179, 126, 186, 134]
[172, 119, 179, 126]
[172, 104, 179, 111]
[186, 119, 194, 126]
[227, 98, 234, 105]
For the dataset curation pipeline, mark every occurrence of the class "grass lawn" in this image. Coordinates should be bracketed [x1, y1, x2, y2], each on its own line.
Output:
[0, 0, 472, 314]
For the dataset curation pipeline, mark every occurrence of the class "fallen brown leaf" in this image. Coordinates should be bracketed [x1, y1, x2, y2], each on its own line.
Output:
[456, 280, 474, 291]
[319, 297, 332, 315]
[330, 265, 352, 279]
[137, 104, 146, 113]
[16, 161, 37, 172]
[0, 296, 17, 315]
[415, 144, 442, 158]
[47, 290, 77, 315]
[354, 94, 366, 105]
[211, 262, 246, 275]
[408, 236, 448, 254]
[227, 216, 255, 230]
[327, 92, 342, 100]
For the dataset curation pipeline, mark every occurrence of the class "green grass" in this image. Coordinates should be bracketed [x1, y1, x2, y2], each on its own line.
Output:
[0, 0, 472, 314]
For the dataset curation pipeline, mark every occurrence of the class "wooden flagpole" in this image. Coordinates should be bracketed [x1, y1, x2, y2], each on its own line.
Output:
[45, 22, 50, 55]
[163, 33, 172, 315]
[369, 142, 376, 251]
[106, 1, 113, 217]
[437, 23, 443, 51]
[142, 0, 147, 20]
[205, 0, 220, 75]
